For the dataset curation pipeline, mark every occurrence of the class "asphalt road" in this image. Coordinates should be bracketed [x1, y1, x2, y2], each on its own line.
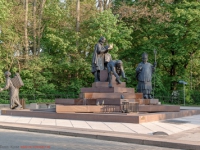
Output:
[0, 129, 181, 150]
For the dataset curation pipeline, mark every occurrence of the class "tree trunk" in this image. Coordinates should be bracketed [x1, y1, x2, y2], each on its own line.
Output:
[170, 50, 176, 91]
[33, 0, 37, 56]
[37, 0, 46, 55]
[76, 0, 80, 32]
[24, 0, 29, 58]
[98, 0, 103, 12]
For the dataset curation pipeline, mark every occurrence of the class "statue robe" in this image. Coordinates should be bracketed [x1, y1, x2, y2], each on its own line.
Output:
[136, 62, 155, 95]
[3, 77, 20, 109]
[91, 42, 109, 73]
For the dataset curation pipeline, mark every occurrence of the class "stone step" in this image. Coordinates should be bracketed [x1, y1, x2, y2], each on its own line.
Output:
[135, 99, 159, 105]
[56, 104, 180, 113]
[56, 105, 120, 113]
[139, 105, 180, 112]
[80, 93, 143, 99]
[92, 82, 126, 88]
[56, 98, 135, 105]
[81, 87, 134, 93]
[55, 98, 74, 105]
[55, 98, 158, 106]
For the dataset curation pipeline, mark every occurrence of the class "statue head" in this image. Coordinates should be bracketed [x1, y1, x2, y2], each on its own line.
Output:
[116, 60, 123, 67]
[142, 52, 148, 63]
[4, 71, 11, 77]
[99, 37, 106, 43]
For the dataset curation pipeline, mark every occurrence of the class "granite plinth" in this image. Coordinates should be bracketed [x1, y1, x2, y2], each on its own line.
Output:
[55, 98, 137, 105]
[95, 99, 135, 105]
[100, 70, 108, 82]
[92, 82, 126, 88]
[81, 87, 134, 93]
[135, 99, 159, 105]
[79, 93, 143, 99]
[139, 105, 180, 112]
[55, 99, 74, 105]
[56, 105, 120, 113]
[56, 105, 180, 113]
[2, 109, 200, 123]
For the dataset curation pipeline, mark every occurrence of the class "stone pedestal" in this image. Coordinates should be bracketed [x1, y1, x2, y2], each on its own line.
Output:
[100, 70, 108, 82]
[54, 71, 179, 113]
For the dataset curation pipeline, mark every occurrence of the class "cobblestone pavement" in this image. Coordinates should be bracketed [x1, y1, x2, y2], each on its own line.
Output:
[0, 129, 181, 150]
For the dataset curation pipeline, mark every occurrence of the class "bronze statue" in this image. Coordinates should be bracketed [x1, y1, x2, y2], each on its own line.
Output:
[136, 53, 156, 99]
[91, 37, 113, 82]
[0, 71, 24, 109]
[107, 60, 127, 88]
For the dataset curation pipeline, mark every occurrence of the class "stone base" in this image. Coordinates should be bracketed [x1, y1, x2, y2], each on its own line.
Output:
[79, 93, 143, 99]
[55, 104, 180, 113]
[139, 105, 180, 112]
[55, 98, 150, 105]
[2, 108, 200, 123]
[56, 105, 120, 113]
[92, 82, 126, 88]
[81, 87, 135, 93]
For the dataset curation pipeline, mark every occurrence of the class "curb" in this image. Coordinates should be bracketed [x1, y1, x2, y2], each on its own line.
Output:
[0, 122, 199, 150]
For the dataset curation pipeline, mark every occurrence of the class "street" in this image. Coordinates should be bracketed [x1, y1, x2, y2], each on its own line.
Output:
[0, 129, 181, 150]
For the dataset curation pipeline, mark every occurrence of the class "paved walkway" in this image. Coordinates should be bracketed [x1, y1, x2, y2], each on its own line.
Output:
[0, 111, 200, 136]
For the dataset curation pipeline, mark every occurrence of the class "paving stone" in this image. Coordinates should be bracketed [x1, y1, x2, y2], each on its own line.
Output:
[86, 121, 112, 131]
[70, 120, 91, 129]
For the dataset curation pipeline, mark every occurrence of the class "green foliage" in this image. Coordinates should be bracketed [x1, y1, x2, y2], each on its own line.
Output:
[1, 0, 200, 105]
[81, 10, 132, 60]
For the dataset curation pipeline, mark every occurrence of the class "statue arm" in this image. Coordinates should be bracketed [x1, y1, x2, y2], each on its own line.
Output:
[97, 44, 109, 54]
[136, 63, 142, 73]
[0, 78, 10, 92]
[120, 66, 127, 79]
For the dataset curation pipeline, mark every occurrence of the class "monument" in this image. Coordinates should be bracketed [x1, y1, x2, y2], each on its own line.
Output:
[0, 71, 24, 109]
[2, 44, 199, 124]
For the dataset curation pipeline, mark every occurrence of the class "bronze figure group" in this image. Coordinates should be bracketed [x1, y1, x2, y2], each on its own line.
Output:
[91, 37, 127, 88]
[91, 37, 156, 99]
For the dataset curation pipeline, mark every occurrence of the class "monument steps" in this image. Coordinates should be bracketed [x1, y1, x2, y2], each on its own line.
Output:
[92, 82, 126, 88]
[81, 87, 135, 93]
[79, 92, 143, 99]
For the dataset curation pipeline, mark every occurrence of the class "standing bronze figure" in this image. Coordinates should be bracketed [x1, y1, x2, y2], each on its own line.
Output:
[0, 71, 23, 109]
[91, 37, 113, 82]
[136, 53, 156, 99]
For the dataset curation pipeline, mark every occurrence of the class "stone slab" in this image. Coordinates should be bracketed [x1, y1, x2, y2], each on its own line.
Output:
[55, 98, 136, 105]
[139, 105, 180, 112]
[56, 105, 180, 113]
[55, 99, 74, 105]
[150, 99, 159, 105]
[56, 105, 120, 113]
[92, 82, 126, 88]
[81, 87, 135, 93]
[2, 109, 200, 124]
[61, 98, 137, 105]
[80, 93, 143, 99]
[135, 99, 145, 105]
[100, 70, 108, 82]
[135, 99, 159, 105]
